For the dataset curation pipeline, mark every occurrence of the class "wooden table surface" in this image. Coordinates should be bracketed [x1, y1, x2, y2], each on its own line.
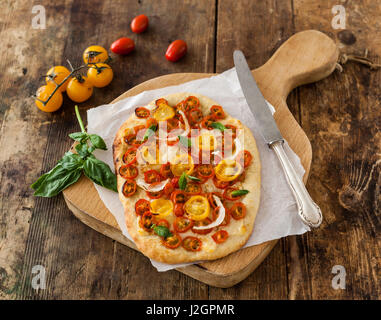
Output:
[0, 0, 380, 300]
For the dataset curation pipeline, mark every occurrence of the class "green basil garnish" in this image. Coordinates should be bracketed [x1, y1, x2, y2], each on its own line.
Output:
[31, 105, 117, 197]
[179, 172, 187, 190]
[178, 135, 191, 148]
[152, 225, 173, 238]
[231, 189, 249, 197]
[211, 122, 226, 131]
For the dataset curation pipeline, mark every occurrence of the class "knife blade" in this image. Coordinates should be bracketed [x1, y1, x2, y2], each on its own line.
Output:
[233, 50, 283, 145]
[233, 50, 322, 228]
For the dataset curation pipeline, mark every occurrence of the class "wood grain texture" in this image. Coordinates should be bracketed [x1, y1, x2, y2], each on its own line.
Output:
[0, 0, 379, 299]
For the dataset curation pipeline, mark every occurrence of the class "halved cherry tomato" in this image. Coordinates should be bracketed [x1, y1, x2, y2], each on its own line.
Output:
[182, 236, 202, 252]
[184, 96, 200, 111]
[224, 124, 237, 138]
[163, 182, 174, 197]
[135, 199, 150, 216]
[167, 137, 179, 146]
[160, 162, 172, 179]
[212, 230, 228, 244]
[207, 192, 223, 209]
[122, 179, 137, 197]
[155, 98, 168, 106]
[187, 108, 203, 125]
[171, 190, 186, 203]
[174, 203, 185, 217]
[174, 217, 193, 233]
[146, 189, 163, 199]
[133, 124, 146, 135]
[167, 117, 180, 132]
[145, 117, 158, 128]
[210, 105, 226, 119]
[110, 37, 135, 55]
[212, 176, 230, 189]
[170, 177, 180, 189]
[230, 202, 246, 220]
[237, 150, 253, 168]
[119, 164, 138, 179]
[162, 233, 182, 249]
[184, 183, 202, 195]
[191, 218, 213, 235]
[200, 115, 215, 130]
[223, 187, 242, 201]
[135, 107, 150, 118]
[165, 40, 187, 62]
[123, 147, 137, 165]
[131, 14, 149, 34]
[156, 219, 170, 229]
[140, 211, 155, 231]
[144, 169, 161, 184]
[124, 133, 136, 145]
[196, 164, 214, 179]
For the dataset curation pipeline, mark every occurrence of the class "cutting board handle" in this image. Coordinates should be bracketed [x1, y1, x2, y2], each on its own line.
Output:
[254, 30, 339, 102]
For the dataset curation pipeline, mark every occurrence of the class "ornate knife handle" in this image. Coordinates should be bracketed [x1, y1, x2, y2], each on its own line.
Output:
[270, 141, 323, 228]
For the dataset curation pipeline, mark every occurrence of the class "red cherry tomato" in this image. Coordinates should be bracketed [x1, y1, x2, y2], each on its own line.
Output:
[135, 199, 150, 216]
[131, 14, 149, 33]
[110, 37, 135, 55]
[212, 230, 229, 244]
[174, 203, 185, 217]
[165, 40, 187, 62]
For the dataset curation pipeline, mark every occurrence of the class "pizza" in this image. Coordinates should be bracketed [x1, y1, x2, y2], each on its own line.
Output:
[113, 93, 261, 264]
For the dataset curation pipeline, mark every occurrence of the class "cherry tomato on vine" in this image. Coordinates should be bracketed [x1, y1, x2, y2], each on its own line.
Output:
[66, 76, 93, 103]
[131, 14, 149, 33]
[45, 66, 71, 92]
[165, 40, 187, 62]
[110, 37, 135, 55]
[83, 45, 109, 64]
[87, 63, 113, 88]
[35, 84, 63, 113]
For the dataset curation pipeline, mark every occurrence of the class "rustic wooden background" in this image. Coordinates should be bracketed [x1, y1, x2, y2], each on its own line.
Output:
[0, 0, 379, 300]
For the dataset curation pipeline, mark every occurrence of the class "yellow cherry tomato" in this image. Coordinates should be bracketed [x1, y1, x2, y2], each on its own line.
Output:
[35, 84, 63, 112]
[66, 76, 93, 103]
[150, 198, 174, 219]
[45, 66, 71, 92]
[198, 131, 217, 152]
[87, 63, 113, 88]
[83, 45, 109, 64]
[184, 195, 210, 221]
[215, 159, 243, 181]
[170, 153, 194, 177]
[153, 104, 175, 121]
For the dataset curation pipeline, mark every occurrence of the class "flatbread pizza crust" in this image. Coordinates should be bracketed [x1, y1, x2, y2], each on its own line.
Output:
[113, 92, 261, 264]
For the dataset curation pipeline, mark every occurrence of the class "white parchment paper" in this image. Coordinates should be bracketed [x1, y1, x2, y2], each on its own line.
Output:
[87, 68, 310, 272]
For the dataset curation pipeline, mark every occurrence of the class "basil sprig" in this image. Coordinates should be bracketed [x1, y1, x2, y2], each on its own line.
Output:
[143, 124, 158, 141]
[178, 135, 191, 148]
[151, 225, 173, 238]
[231, 189, 249, 197]
[31, 105, 117, 197]
[179, 172, 201, 190]
[211, 122, 226, 131]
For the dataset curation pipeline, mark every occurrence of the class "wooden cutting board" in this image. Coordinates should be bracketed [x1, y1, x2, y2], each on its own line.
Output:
[62, 30, 338, 288]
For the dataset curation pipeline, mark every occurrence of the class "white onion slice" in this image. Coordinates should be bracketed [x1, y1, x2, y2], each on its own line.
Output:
[193, 195, 225, 230]
[136, 178, 170, 192]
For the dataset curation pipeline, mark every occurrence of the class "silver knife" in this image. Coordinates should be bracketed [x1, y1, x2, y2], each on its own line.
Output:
[233, 50, 322, 228]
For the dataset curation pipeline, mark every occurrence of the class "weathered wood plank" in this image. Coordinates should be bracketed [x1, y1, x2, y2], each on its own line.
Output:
[290, 0, 381, 299]
[1, 0, 215, 299]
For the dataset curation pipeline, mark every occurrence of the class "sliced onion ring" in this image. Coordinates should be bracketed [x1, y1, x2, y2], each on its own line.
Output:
[136, 177, 169, 192]
[193, 195, 225, 230]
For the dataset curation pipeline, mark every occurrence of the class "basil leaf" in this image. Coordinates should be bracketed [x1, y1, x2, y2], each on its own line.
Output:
[211, 122, 226, 131]
[69, 132, 88, 142]
[33, 164, 82, 197]
[179, 172, 187, 190]
[187, 175, 201, 182]
[142, 124, 157, 141]
[153, 225, 173, 238]
[59, 152, 83, 171]
[89, 134, 107, 150]
[83, 156, 117, 192]
[75, 143, 90, 158]
[231, 189, 249, 197]
[178, 135, 191, 148]
[31, 171, 51, 191]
